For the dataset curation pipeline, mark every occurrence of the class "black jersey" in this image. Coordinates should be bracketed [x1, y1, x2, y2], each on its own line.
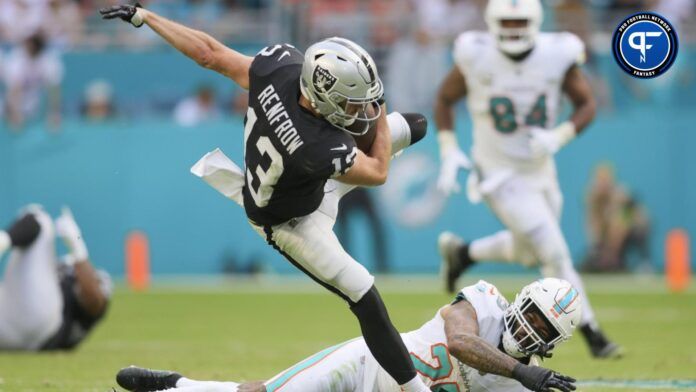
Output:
[40, 267, 108, 351]
[243, 44, 358, 226]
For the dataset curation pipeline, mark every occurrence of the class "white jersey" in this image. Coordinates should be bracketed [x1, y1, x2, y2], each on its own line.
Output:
[371, 280, 529, 392]
[453, 31, 584, 178]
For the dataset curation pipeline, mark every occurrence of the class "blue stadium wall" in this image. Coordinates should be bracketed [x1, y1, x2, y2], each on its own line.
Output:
[1, 49, 694, 276]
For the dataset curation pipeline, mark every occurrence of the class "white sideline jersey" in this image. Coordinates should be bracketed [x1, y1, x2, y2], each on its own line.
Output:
[371, 280, 529, 392]
[453, 32, 585, 176]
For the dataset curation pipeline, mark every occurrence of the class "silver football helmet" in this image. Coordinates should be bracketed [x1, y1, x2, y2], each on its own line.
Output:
[300, 37, 383, 135]
[485, 0, 543, 56]
[502, 278, 582, 358]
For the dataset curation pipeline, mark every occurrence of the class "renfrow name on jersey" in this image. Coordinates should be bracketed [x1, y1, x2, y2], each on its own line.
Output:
[258, 84, 305, 155]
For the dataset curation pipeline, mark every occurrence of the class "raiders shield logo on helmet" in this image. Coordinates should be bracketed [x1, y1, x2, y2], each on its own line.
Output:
[312, 65, 337, 93]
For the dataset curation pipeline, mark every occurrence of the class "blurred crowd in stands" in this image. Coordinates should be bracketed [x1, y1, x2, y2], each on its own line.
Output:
[0, 0, 694, 131]
[583, 163, 651, 273]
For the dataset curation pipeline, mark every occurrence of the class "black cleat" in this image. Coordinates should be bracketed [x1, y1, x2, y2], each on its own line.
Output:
[438, 232, 475, 294]
[116, 366, 182, 391]
[579, 325, 624, 359]
[7, 212, 41, 248]
[401, 113, 427, 146]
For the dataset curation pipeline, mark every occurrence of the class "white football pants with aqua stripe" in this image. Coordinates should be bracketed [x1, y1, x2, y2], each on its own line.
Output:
[0, 208, 63, 350]
[162, 337, 385, 392]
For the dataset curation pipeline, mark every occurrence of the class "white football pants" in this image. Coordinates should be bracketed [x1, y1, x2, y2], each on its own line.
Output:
[470, 174, 597, 326]
[162, 338, 386, 392]
[0, 209, 63, 350]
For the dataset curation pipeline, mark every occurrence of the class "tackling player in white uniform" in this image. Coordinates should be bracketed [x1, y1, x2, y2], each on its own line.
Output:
[116, 278, 579, 392]
[434, 0, 620, 358]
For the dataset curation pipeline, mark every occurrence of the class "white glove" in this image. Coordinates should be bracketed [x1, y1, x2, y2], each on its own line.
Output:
[529, 121, 576, 158]
[437, 131, 472, 196]
[55, 207, 89, 262]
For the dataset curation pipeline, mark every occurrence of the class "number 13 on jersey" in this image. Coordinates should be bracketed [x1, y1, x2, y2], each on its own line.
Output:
[245, 107, 285, 207]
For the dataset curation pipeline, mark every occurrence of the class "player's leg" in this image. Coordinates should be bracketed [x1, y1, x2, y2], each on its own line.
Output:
[117, 339, 370, 392]
[390, 112, 427, 154]
[0, 208, 63, 350]
[262, 338, 368, 392]
[543, 183, 622, 358]
[253, 212, 429, 391]
[438, 177, 538, 292]
[439, 229, 519, 293]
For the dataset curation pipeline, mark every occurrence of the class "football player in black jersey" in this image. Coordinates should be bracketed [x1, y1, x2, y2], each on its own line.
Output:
[0, 206, 111, 351]
[101, 4, 431, 392]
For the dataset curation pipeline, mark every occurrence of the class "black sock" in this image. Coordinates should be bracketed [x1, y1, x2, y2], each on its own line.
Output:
[401, 113, 427, 145]
[7, 213, 41, 248]
[458, 242, 474, 268]
[350, 285, 416, 385]
[579, 323, 607, 346]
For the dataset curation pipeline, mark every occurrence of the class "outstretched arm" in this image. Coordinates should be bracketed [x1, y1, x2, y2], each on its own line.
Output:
[100, 4, 253, 89]
[55, 207, 108, 318]
[442, 301, 518, 377]
[441, 300, 577, 392]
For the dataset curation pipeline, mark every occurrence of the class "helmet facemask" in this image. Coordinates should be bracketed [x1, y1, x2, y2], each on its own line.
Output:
[493, 19, 538, 55]
[501, 279, 581, 358]
[502, 296, 561, 358]
[326, 96, 382, 136]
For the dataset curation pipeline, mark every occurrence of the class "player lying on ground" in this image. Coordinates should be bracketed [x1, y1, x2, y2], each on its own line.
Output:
[116, 278, 579, 392]
[0, 206, 111, 351]
[101, 4, 432, 391]
[433, 0, 620, 358]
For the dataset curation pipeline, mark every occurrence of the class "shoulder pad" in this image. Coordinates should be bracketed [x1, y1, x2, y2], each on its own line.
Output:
[251, 43, 303, 78]
[453, 31, 490, 73]
[554, 32, 586, 67]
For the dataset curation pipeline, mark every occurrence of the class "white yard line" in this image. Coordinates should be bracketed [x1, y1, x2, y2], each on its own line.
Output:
[578, 379, 696, 390]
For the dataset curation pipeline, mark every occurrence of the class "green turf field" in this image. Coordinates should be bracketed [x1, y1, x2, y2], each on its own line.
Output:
[0, 275, 694, 391]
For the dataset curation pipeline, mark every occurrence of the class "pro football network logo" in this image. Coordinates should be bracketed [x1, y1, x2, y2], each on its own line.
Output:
[312, 65, 337, 93]
[612, 12, 678, 78]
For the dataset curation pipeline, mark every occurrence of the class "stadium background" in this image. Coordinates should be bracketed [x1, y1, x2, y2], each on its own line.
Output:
[0, 0, 694, 277]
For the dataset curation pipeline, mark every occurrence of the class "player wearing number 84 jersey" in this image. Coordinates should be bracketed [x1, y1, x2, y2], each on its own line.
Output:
[434, 0, 621, 358]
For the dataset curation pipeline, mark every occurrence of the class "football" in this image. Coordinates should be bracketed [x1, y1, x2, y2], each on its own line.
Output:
[348, 104, 378, 153]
